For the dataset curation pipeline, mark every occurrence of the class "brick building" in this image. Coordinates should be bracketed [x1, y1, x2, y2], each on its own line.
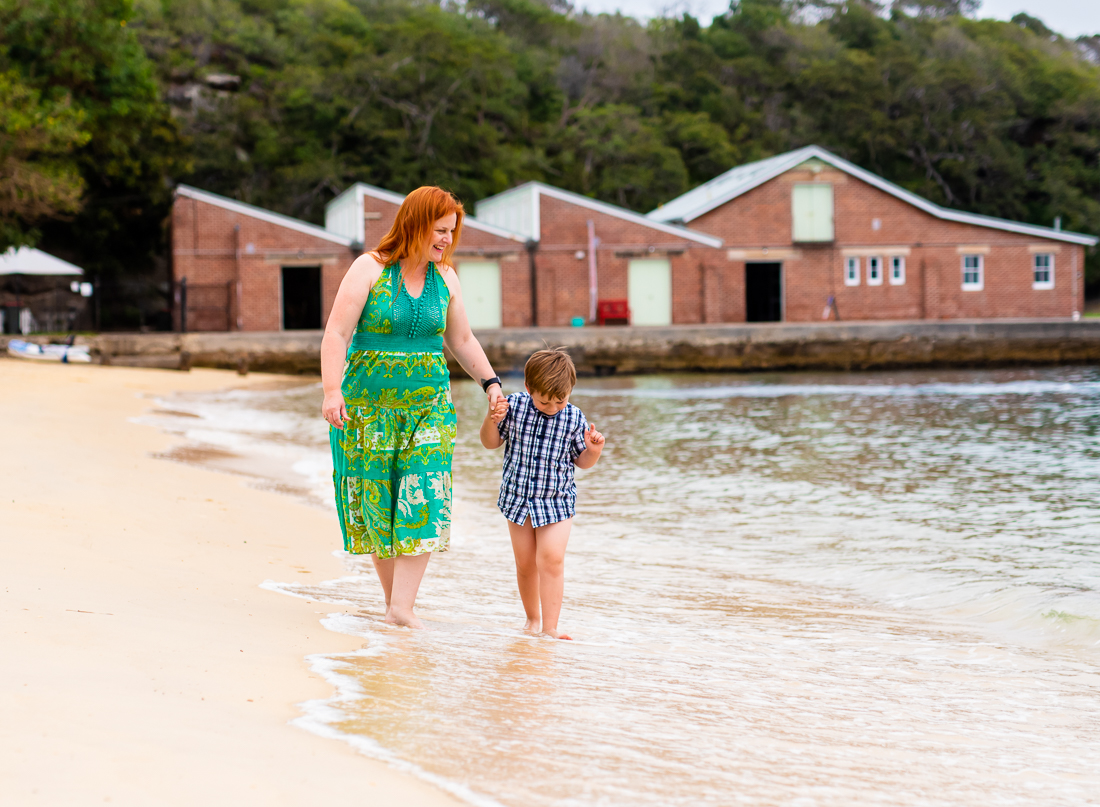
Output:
[171, 145, 1096, 332]
[473, 183, 723, 327]
[648, 146, 1098, 322]
[173, 185, 359, 332]
[172, 183, 527, 331]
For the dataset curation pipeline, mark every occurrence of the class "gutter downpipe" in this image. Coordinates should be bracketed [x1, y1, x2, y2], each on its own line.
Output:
[587, 220, 598, 323]
[526, 238, 539, 327]
[233, 224, 244, 331]
[1073, 246, 1080, 320]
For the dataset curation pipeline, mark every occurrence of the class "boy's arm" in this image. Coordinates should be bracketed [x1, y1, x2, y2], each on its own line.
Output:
[573, 423, 604, 469]
[480, 403, 505, 449]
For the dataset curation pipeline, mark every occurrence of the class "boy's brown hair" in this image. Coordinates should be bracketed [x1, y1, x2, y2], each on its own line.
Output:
[524, 348, 576, 399]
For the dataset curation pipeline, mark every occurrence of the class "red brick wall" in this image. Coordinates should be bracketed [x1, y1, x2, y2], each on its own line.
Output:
[689, 167, 1084, 322]
[361, 197, 401, 253]
[532, 195, 719, 326]
[172, 194, 357, 331]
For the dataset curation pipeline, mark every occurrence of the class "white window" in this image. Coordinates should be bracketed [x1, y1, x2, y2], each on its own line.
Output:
[1032, 253, 1054, 290]
[792, 184, 834, 242]
[962, 254, 983, 290]
[867, 256, 883, 286]
[889, 256, 905, 285]
[845, 256, 860, 286]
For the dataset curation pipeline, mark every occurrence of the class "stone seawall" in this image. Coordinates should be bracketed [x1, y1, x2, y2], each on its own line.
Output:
[3, 319, 1099, 375]
[474, 320, 1100, 376]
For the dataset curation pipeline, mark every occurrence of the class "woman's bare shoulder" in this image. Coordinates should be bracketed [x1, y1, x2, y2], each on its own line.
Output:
[346, 252, 386, 287]
[437, 263, 461, 292]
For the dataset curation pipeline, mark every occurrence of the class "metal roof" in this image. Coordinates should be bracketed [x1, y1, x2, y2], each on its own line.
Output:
[328, 181, 406, 211]
[331, 182, 529, 243]
[648, 145, 1098, 246]
[176, 185, 356, 246]
[0, 246, 83, 276]
[476, 182, 724, 247]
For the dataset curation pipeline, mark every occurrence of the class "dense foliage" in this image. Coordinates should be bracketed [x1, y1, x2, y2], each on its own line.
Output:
[1, 0, 187, 327]
[2, 0, 1100, 326]
[0, 69, 89, 248]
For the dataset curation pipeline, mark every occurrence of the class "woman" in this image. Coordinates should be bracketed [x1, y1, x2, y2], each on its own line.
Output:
[321, 186, 506, 629]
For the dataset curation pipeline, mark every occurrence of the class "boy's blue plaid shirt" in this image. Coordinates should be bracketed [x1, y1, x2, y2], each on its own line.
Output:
[496, 392, 589, 527]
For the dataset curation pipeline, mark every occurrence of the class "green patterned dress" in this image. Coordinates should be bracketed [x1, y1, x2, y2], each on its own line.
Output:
[330, 262, 456, 558]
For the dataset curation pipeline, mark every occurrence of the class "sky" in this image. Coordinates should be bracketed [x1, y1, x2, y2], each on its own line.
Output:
[574, 0, 1100, 38]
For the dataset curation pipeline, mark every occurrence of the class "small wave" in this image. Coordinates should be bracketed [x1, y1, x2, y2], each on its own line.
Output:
[1040, 608, 1100, 643]
[573, 379, 1100, 399]
[296, 649, 506, 807]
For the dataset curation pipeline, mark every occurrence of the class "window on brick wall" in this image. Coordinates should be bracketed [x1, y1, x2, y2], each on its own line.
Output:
[845, 256, 860, 286]
[1032, 253, 1054, 290]
[792, 184, 834, 242]
[889, 256, 906, 285]
[867, 256, 883, 286]
[962, 254, 983, 291]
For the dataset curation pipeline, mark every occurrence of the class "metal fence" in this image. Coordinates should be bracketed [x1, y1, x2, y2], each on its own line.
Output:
[175, 278, 234, 332]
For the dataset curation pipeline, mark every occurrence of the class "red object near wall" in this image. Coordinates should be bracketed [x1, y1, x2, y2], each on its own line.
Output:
[597, 299, 631, 325]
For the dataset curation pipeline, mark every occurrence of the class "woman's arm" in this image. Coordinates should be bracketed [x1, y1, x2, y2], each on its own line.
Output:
[440, 267, 506, 409]
[321, 253, 384, 428]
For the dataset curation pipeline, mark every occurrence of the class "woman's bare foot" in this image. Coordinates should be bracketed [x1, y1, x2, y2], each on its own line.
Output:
[523, 617, 540, 632]
[384, 607, 424, 629]
[542, 628, 572, 641]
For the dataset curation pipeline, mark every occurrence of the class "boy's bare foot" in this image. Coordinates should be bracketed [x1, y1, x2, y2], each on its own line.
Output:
[542, 629, 572, 641]
[384, 607, 425, 629]
[523, 617, 539, 632]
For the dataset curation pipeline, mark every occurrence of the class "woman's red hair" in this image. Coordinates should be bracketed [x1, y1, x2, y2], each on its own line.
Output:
[371, 186, 464, 270]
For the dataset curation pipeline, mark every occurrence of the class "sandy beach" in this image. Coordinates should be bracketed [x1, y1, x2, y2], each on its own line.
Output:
[1, 359, 462, 806]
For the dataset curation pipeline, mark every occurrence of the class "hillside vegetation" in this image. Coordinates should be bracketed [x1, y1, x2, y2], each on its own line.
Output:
[3, 0, 1099, 326]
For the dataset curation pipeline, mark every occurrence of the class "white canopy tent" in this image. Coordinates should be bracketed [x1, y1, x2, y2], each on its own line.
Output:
[0, 246, 83, 276]
[1, 247, 87, 335]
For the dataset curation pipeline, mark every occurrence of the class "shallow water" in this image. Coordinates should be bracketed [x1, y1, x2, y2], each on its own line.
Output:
[146, 366, 1100, 806]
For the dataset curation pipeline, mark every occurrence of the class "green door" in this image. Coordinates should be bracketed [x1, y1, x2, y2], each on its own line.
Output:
[628, 258, 672, 326]
[458, 260, 502, 329]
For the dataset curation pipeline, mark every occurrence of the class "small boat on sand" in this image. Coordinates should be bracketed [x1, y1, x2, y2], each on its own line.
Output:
[7, 339, 92, 363]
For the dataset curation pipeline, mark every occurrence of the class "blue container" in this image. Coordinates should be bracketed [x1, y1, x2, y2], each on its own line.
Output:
[571, 317, 585, 327]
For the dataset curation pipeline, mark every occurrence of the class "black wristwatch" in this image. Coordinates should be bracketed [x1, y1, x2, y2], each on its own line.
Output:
[481, 376, 502, 393]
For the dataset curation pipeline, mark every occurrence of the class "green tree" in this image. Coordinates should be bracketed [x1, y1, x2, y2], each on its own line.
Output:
[891, 0, 979, 19]
[659, 110, 737, 185]
[135, 0, 538, 220]
[549, 104, 688, 210]
[0, 70, 89, 249]
[1, 0, 187, 327]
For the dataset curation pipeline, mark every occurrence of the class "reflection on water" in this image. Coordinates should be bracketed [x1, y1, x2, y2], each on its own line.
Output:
[154, 366, 1100, 806]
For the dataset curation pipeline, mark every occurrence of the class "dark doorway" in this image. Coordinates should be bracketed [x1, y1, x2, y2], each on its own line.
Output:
[282, 265, 321, 330]
[745, 262, 782, 322]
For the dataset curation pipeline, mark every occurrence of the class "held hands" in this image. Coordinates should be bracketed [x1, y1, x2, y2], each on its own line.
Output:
[479, 384, 508, 450]
[488, 385, 509, 423]
[322, 390, 348, 429]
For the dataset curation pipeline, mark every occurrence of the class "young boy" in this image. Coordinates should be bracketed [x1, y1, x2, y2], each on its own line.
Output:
[479, 348, 605, 640]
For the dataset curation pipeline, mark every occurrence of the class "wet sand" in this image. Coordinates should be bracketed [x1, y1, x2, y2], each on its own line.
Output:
[0, 359, 462, 806]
